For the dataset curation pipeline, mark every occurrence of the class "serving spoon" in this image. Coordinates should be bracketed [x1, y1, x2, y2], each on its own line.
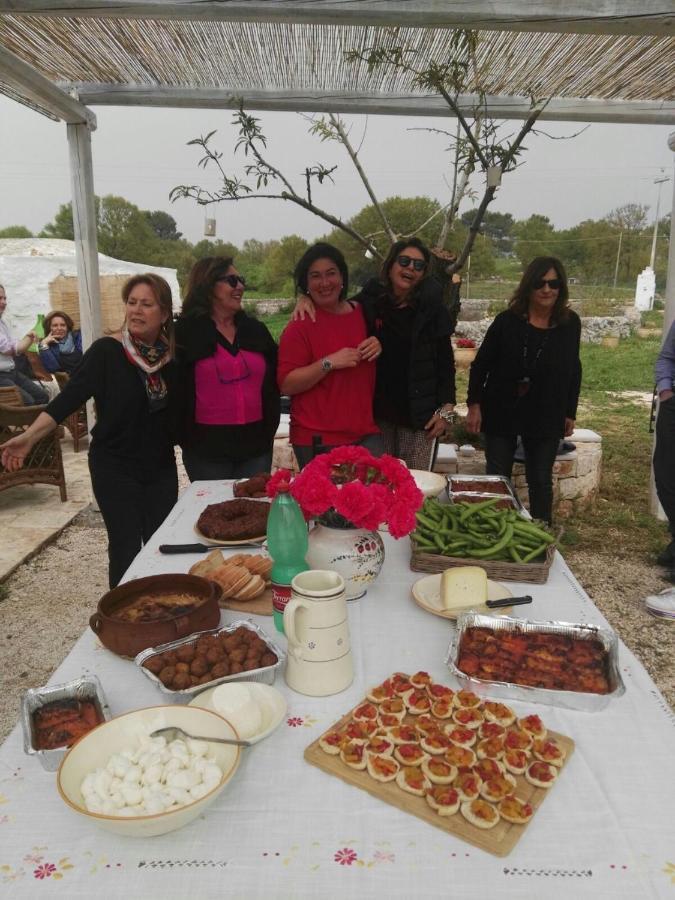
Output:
[150, 726, 251, 748]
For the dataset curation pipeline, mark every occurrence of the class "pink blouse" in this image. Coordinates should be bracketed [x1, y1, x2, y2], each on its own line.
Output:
[194, 345, 265, 425]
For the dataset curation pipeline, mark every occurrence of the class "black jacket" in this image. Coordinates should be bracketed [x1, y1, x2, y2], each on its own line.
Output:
[356, 277, 456, 429]
[174, 312, 280, 460]
[467, 309, 582, 438]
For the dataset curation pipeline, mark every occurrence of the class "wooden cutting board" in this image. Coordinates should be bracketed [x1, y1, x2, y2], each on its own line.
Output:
[304, 686, 574, 857]
[220, 586, 273, 616]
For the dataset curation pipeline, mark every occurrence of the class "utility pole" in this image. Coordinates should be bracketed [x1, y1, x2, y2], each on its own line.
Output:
[613, 230, 623, 289]
[650, 172, 670, 271]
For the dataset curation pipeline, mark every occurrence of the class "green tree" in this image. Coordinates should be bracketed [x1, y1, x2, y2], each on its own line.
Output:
[262, 235, 309, 294]
[0, 225, 33, 238]
[97, 195, 157, 260]
[512, 215, 557, 268]
[460, 209, 514, 256]
[145, 210, 182, 241]
[41, 201, 77, 239]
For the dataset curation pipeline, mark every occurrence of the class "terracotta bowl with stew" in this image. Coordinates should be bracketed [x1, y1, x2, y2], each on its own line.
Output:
[90, 574, 222, 658]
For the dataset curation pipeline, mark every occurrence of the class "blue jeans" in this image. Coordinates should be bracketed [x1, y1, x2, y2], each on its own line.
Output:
[484, 434, 559, 524]
[0, 369, 49, 405]
[182, 448, 273, 482]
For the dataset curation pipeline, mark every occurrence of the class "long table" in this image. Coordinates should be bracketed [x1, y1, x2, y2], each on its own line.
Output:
[1, 481, 674, 898]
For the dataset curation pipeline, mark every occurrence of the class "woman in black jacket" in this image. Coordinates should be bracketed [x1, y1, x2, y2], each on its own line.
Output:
[466, 256, 582, 524]
[358, 239, 456, 469]
[175, 257, 280, 481]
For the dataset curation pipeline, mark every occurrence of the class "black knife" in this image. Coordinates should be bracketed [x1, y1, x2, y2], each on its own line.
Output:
[160, 543, 215, 553]
[486, 595, 532, 609]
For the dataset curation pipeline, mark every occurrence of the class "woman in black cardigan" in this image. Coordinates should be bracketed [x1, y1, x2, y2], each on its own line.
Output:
[466, 256, 581, 524]
[175, 257, 280, 481]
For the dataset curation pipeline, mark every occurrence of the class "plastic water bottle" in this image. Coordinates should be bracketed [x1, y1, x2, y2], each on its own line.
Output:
[267, 488, 308, 634]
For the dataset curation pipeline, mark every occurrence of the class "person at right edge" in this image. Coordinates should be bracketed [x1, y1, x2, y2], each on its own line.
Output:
[466, 256, 581, 525]
[653, 318, 675, 579]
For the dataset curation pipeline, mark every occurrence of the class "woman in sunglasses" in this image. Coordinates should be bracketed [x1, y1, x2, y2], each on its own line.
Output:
[278, 242, 383, 468]
[466, 256, 581, 524]
[175, 257, 280, 481]
[294, 238, 456, 469]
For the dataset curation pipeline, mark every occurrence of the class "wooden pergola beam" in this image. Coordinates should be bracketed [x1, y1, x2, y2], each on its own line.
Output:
[0, 0, 672, 37]
[71, 84, 675, 126]
[0, 46, 96, 127]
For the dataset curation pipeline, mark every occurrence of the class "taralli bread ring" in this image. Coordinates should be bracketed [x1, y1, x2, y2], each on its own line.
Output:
[232, 574, 266, 601]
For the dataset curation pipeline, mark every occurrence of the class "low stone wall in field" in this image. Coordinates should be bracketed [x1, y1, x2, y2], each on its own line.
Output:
[455, 308, 641, 345]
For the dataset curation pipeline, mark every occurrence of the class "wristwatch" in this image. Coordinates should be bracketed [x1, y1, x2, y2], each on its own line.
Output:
[435, 406, 456, 425]
[321, 358, 333, 372]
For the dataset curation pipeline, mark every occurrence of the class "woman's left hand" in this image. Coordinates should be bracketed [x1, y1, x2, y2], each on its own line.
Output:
[358, 336, 382, 362]
[564, 417, 575, 437]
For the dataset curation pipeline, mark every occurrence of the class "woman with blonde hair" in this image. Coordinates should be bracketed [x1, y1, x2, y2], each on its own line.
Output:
[1, 273, 179, 586]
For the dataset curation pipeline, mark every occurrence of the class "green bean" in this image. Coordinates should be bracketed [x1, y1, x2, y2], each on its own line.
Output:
[520, 543, 548, 562]
[466, 524, 515, 558]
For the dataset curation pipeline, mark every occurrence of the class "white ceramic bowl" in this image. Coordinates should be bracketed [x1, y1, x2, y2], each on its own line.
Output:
[57, 705, 241, 837]
[409, 469, 447, 499]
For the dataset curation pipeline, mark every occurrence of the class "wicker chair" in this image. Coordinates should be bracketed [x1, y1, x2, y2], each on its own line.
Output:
[0, 386, 67, 501]
[53, 371, 88, 453]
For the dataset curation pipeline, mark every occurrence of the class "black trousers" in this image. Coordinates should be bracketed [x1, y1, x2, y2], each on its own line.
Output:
[654, 396, 675, 537]
[89, 454, 178, 588]
[484, 434, 560, 524]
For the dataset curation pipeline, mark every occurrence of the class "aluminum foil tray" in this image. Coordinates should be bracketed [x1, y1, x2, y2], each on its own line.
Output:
[22, 674, 111, 771]
[445, 612, 625, 712]
[446, 474, 524, 511]
[135, 620, 285, 701]
[449, 491, 519, 511]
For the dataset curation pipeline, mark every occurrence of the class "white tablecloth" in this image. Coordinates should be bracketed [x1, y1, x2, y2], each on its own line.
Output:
[1, 481, 674, 899]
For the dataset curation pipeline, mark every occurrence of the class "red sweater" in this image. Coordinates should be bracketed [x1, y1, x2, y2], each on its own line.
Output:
[277, 305, 379, 446]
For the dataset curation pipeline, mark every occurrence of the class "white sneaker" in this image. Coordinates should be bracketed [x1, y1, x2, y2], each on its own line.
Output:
[645, 588, 675, 620]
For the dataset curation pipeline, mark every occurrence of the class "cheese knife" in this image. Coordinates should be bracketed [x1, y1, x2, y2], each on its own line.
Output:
[486, 595, 532, 609]
[159, 541, 265, 553]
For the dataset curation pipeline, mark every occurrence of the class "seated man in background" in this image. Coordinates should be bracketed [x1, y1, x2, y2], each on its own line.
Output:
[0, 284, 48, 405]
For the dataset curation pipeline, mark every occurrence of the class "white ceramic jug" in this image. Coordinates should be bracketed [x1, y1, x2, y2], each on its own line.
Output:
[283, 570, 354, 696]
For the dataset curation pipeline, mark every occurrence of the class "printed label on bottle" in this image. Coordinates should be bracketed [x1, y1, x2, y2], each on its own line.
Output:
[272, 583, 292, 616]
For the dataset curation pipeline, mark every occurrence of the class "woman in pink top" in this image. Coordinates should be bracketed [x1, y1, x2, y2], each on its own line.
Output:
[277, 243, 383, 469]
[175, 257, 280, 481]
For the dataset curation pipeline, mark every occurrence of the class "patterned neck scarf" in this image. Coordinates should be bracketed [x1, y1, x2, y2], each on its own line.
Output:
[121, 324, 171, 409]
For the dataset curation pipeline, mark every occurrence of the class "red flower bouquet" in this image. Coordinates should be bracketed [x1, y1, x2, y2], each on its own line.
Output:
[267, 446, 423, 538]
[456, 337, 476, 349]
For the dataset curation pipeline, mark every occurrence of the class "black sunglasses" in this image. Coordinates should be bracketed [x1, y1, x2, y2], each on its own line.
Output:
[533, 277, 561, 290]
[396, 255, 426, 272]
[214, 353, 250, 385]
[217, 274, 246, 288]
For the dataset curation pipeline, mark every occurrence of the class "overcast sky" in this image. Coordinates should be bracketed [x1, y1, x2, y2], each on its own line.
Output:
[0, 95, 673, 248]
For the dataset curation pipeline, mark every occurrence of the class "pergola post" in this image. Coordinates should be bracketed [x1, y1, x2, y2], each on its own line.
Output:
[66, 121, 101, 349]
[648, 130, 675, 518]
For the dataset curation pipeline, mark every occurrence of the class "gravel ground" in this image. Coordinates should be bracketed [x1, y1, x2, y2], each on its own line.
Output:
[1, 508, 673, 742]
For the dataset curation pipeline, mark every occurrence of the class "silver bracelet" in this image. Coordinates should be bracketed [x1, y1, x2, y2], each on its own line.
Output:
[434, 407, 456, 425]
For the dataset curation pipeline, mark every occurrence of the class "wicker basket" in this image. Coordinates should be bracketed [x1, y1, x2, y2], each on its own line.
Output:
[49, 274, 129, 333]
[410, 540, 556, 584]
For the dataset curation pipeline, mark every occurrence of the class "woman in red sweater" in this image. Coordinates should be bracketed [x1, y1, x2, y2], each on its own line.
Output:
[277, 243, 383, 468]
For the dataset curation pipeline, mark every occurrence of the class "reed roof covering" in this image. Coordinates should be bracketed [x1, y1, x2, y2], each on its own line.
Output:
[0, 12, 673, 122]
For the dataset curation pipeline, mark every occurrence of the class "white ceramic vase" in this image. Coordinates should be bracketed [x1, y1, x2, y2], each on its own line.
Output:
[305, 522, 385, 600]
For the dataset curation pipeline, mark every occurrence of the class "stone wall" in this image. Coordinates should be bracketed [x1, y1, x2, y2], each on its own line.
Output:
[455, 309, 640, 345]
[433, 429, 602, 520]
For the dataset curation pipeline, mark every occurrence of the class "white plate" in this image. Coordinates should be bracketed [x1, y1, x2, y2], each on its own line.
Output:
[408, 469, 447, 499]
[411, 573, 513, 620]
[188, 683, 287, 745]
